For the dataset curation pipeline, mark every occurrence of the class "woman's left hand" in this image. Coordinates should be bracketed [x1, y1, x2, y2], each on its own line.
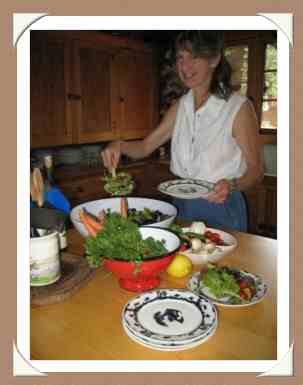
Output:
[206, 179, 232, 204]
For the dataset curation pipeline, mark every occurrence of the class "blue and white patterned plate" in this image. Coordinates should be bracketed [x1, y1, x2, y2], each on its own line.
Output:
[122, 289, 217, 347]
[158, 179, 214, 199]
[187, 271, 268, 308]
[123, 317, 218, 351]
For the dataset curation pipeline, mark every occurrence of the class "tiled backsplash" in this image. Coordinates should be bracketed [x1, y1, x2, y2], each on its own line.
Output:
[31, 143, 104, 169]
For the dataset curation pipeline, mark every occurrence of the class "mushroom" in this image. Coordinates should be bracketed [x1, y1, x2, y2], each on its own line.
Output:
[190, 238, 204, 252]
[189, 221, 206, 235]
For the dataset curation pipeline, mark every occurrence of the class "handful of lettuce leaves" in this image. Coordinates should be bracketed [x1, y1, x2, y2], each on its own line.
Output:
[103, 172, 134, 196]
[85, 213, 168, 267]
[201, 264, 241, 302]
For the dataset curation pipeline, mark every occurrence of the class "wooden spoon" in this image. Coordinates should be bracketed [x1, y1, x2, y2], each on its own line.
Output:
[32, 168, 45, 207]
[30, 172, 39, 204]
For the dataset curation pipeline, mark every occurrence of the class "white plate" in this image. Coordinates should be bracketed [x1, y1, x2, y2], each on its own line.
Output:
[122, 289, 217, 345]
[158, 179, 214, 199]
[181, 227, 238, 265]
[122, 318, 218, 351]
[187, 270, 268, 308]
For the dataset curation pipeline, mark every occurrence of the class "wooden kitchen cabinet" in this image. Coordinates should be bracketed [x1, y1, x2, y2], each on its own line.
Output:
[112, 49, 157, 140]
[56, 173, 108, 206]
[71, 39, 116, 143]
[30, 31, 158, 148]
[244, 176, 277, 238]
[30, 32, 73, 147]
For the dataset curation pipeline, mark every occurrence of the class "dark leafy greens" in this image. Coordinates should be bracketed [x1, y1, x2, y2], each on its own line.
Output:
[85, 213, 168, 268]
[125, 207, 170, 225]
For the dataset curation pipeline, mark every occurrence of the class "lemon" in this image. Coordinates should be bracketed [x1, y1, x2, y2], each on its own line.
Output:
[167, 254, 193, 278]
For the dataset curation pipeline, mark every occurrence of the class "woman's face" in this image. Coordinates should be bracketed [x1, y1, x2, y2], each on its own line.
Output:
[176, 49, 214, 90]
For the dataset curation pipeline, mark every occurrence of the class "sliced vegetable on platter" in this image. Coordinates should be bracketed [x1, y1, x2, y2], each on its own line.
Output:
[169, 222, 237, 264]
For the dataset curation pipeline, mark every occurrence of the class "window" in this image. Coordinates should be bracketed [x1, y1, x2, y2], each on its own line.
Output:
[225, 45, 249, 96]
[224, 31, 277, 134]
[261, 43, 277, 129]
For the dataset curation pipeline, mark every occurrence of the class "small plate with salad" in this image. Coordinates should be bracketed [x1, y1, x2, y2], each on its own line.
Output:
[187, 264, 268, 307]
[103, 171, 135, 196]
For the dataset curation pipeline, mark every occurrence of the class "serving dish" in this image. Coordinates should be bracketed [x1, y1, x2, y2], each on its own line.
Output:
[103, 226, 181, 292]
[70, 197, 177, 238]
[181, 226, 238, 265]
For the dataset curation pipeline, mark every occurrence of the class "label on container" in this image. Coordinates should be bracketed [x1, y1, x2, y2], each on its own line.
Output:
[30, 232, 61, 286]
[30, 257, 61, 286]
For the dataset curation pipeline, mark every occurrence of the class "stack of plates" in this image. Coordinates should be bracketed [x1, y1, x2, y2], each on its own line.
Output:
[122, 289, 218, 351]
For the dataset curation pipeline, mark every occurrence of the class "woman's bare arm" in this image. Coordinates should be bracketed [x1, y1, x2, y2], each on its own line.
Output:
[121, 101, 178, 158]
[232, 99, 264, 191]
[102, 101, 179, 171]
[207, 99, 264, 203]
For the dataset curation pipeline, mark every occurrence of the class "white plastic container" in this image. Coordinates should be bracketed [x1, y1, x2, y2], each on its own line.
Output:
[30, 231, 61, 286]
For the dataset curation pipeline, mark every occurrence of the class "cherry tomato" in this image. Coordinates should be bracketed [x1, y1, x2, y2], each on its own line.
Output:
[243, 287, 252, 300]
[179, 244, 189, 252]
[205, 230, 214, 238]
[239, 279, 249, 289]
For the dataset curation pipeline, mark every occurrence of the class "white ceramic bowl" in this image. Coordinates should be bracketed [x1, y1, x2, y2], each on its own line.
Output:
[138, 226, 181, 256]
[70, 197, 178, 238]
[181, 227, 238, 265]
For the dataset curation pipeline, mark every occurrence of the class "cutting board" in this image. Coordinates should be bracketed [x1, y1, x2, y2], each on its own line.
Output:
[31, 252, 96, 306]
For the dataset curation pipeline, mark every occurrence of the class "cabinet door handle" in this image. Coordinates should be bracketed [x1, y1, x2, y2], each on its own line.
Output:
[67, 93, 81, 100]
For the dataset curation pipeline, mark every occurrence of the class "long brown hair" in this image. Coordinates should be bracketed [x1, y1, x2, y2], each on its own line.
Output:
[173, 31, 232, 100]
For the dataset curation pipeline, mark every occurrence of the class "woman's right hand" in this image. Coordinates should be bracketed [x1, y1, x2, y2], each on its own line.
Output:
[101, 141, 123, 173]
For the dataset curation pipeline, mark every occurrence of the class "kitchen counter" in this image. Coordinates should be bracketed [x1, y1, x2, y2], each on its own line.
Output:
[30, 227, 277, 360]
[54, 157, 169, 182]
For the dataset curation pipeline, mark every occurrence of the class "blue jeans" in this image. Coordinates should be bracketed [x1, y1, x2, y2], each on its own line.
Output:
[173, 191, 248, 232]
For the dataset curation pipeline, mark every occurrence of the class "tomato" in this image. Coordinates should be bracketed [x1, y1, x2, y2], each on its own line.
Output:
[179, 244, 189, 252]
[239, 279, 249, 289]
[215, 239, 225, 246]
[243, 287, 253, 300]
[205, 231, 223, 245]
[205, 230, 214, 238]
[250, 287, 257, 297]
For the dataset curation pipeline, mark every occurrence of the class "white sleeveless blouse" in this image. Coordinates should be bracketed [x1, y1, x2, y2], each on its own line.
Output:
[170, 90, 248, 183]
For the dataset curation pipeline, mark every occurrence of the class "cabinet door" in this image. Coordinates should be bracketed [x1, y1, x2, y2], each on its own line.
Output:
[30, 33, 73, 148]
[112, 50, 157, 140]
[58, 174, 108, 206]
[73, 41, 119, 143]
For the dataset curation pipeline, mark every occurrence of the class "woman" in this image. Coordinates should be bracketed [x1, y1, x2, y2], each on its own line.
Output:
[101, 31, 264, 231]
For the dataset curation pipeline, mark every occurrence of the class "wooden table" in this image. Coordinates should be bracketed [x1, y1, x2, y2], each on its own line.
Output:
[30, 228, 277, 360]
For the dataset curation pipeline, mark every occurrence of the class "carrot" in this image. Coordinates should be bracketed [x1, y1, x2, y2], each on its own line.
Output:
[82, 208, 103, 232]
[97, 209, 106, 226]
[120, 197, 128, 218]
[79, 209, 99, 237]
